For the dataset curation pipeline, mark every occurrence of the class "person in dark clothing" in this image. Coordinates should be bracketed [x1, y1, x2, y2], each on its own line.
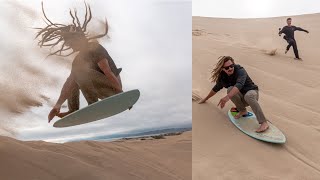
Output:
[198, 56, 269, 133]
[35, 2, 123, 122]
[279, 17, 309, 60]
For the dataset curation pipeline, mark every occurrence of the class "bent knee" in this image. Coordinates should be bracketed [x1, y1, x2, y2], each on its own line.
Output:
[244, 93, 257, 102]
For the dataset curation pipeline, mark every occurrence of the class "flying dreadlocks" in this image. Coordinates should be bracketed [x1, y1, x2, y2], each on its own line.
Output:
[35, 1, 108, 57]
[35, 2, 123, 122]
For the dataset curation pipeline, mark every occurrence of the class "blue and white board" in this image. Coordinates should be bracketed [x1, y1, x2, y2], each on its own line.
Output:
[228, 109, 286, 144]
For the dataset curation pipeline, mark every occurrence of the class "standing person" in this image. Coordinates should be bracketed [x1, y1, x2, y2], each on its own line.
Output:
[279, 17, 309, 60]
[198, 56, 269, 133]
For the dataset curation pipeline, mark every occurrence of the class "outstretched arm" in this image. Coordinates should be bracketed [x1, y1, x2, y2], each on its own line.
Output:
[199, 80, 222, 104]
[98, 58, 122, 93]
[278, 27, 284, 36]
[198, 90, 217, 104]
[48, 73, 76, 122]
[296, 27, 309, 33]
[56, 73, 76, 107]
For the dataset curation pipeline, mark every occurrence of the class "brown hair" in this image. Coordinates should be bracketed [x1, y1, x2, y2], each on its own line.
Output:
[210, 56, 235, 82]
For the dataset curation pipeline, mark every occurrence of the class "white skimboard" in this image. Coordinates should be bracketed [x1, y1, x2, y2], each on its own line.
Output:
[53, 89, 140, 128]
[228, 108, 286, 144]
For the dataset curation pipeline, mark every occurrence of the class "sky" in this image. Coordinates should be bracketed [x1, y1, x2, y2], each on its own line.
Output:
[0, 0, 191, 142]
[193, 0, 320, 18]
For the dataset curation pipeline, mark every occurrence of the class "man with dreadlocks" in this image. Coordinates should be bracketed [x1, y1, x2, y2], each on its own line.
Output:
[198, 56, 269, 133]
[36, 2, 123, 122]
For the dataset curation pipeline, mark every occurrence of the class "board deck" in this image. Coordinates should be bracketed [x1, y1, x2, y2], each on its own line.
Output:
[53, 89, 140, 128]
[228, 109, 286, 144]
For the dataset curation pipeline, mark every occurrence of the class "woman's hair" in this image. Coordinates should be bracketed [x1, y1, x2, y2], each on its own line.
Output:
[210, 56, 235, 82]
[35, 2, 108, 57]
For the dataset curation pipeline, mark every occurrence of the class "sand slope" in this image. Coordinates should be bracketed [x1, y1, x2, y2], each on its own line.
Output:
[0, 131, 191, 180]
[193, 14, 320, 180]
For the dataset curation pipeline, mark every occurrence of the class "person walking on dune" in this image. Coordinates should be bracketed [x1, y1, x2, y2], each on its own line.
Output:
[279, 17, 309, 60]
[198, 56, 269, 133]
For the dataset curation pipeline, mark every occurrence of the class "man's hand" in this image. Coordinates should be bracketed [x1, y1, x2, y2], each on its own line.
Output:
[48, 104, 61, 123]
[217, 95, 230, 109]
[198, 99, 207, 104]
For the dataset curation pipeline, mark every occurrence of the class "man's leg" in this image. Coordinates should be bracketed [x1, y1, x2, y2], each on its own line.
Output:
[87, 69, 122, 100]
[292, 39, 300, 59]
[67, 84, 80, 111]
[73, 70, 100, 105]
[227, 86, 247, 118]
[285, 37, 291, 54]
[72, 66, 122, 106]
[285, 44, 291, 54]
[287, 38, 300, 59]
[244, 90, 269, 132]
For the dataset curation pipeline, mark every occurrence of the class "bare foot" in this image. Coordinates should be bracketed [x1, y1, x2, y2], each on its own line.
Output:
[234, 110, 248, 119]
[256, 122, 269, 133]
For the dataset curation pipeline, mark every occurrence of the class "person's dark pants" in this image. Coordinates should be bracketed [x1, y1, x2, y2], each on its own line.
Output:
[286, 38, 300, 59]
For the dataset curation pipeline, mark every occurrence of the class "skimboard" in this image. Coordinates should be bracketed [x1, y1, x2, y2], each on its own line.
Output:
[53, 89, 140, 128]
[228, 108, 286, 144]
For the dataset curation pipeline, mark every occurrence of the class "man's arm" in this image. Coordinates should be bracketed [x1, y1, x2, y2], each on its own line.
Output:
[227, 86, 240, 98]
[55, 73, 76, 107]
[198, 90, 217, 104]
[295, 27, 309, 33]
[198, 81, 222, 104]
[97, 59, 122, 92]
[232, 68, 247, 96]
[217, 73, 245, 109]
[278, 27, 285, 35]
[48, 73, 76, 122]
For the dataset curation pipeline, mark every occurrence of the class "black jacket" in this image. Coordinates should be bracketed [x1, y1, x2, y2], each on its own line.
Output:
[279, 26, 308, 40]
[212, 64, 258, 95]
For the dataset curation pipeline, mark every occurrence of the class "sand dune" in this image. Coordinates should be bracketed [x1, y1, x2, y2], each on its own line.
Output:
[0, 131, 191, 180]
[193, 14, 320, 179]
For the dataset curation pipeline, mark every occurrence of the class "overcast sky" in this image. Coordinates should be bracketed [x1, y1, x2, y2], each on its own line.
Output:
[193, 0, 320, 18]
[0, 0, 191, 142]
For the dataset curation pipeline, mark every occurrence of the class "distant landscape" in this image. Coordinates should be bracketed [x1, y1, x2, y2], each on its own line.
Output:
[67, 126, 192, 142]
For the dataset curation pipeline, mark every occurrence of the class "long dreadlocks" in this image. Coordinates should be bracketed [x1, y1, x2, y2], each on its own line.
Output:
[35, 1, 109, 57]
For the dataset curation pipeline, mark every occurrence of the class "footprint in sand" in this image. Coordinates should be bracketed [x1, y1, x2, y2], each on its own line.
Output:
[192, 29, 207, 36]
[192, 90, 202, 101]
